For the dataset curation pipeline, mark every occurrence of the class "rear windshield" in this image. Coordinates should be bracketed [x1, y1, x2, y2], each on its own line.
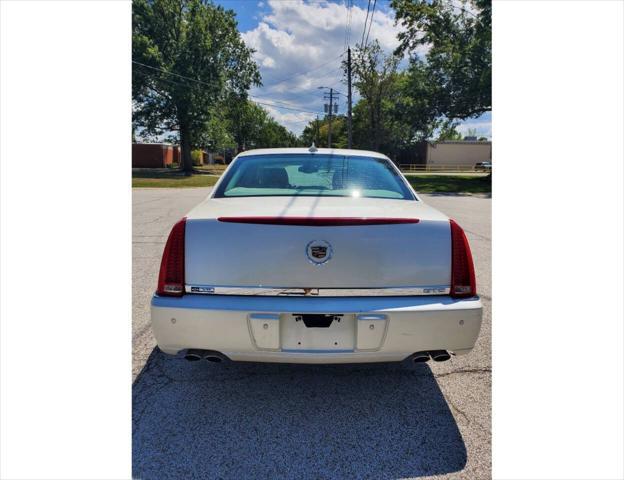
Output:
[213, 154, 415, 200]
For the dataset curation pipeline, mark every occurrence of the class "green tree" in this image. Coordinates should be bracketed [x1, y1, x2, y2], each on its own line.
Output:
[436, 121, 463, 141]
[348, 66, 432, 160]
[225, 99, 299, 150]
[397, 59, 446, 140]
[350, 41, 400, 151]
[392, 0, 491, 119]
[255, 117, 300, 148]
[202, 107, 237, 152]
[464, 127, 478, 138]
[300, 115, 347, 149]
[132, 0, 260, 174]
[225, 96, 267, 152]
[300, 118, 321, 147]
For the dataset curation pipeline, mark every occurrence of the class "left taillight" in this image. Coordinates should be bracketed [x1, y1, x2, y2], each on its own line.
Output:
[157, 217, 186, 297]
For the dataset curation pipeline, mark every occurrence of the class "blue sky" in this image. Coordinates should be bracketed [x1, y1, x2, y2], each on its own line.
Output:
[214, 0, 491, 138]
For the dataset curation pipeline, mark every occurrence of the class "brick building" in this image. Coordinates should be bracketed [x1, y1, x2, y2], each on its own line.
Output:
[132, 143, 178, 168]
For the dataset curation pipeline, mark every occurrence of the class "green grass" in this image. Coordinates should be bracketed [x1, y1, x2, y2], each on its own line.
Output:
[132, 170, 491, 193]
[132, 170, 220, 188]
[194, 164, 228, 174]
[405, 174, 491, 194]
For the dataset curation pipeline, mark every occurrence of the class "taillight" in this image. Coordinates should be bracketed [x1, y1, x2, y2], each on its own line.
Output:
[157, 217, 186, 296]
[450, 219, 476, 298]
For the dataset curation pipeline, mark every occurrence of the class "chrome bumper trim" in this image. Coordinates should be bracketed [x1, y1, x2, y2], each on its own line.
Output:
[356, 314, 388, 320]
[185, 285, 450, 297]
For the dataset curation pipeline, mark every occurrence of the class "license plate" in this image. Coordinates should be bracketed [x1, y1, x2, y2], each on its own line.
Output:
[280, 313, 355, 352]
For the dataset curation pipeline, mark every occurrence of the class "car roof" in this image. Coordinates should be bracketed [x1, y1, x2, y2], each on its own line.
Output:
[235, 147, 390, 160]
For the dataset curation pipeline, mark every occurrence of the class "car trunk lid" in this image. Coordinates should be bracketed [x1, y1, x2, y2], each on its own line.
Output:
[184, 196, 451, 290]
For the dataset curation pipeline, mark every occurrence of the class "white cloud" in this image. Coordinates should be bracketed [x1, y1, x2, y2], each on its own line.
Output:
[242, 0, 489, 139]
[242, 0, 408, 134]
[456, 117, 492, 139]
[261, 56, 276, 68]
[262, 104, 317, 129]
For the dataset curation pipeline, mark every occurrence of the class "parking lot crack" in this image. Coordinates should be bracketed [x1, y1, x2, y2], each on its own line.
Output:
[446, 396, 470, 424]
[445, 395, 491, 437]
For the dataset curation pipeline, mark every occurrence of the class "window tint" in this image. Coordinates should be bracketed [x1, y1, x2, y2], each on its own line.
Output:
[214, 154, 414, 200]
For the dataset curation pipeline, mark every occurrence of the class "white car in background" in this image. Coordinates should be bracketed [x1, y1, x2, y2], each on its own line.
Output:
[151, 147, 482, 364]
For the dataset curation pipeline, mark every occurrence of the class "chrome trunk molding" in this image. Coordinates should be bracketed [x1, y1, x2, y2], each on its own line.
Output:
[185, 285, 450, 297]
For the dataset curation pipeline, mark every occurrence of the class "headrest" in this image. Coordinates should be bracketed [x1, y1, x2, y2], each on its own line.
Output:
[259, 167, 290, 188]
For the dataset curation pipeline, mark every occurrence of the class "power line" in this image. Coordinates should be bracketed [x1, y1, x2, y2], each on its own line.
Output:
[343, 0, 348, 51]
[134, 53, 346, 115]
[134, 68, 187, 89]
[250, 94, 317, 110]
[343, 0, 353, 51]
[360, 0, 372, 47]
[253, 99, 322, 115]
[135, 60, 318, 107]
[272, 66, 347, 100]
[363, 0, 377, 48]
[316, 64, 346, 87]
[133, 61, 220, 89]
[262, 51, 345, 88]
[133, 60, 324, 115]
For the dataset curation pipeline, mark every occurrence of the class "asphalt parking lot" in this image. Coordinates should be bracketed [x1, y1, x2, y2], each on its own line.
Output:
[132, 187, 491, 479]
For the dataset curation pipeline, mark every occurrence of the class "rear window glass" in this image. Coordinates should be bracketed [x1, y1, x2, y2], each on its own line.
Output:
[213, 154, 415, 200]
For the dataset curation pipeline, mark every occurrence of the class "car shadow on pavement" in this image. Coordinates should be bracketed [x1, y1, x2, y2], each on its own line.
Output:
[133, 347, 467, 480]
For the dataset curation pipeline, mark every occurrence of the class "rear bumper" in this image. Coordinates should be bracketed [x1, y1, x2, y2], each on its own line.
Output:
[151, 294, 482, 363]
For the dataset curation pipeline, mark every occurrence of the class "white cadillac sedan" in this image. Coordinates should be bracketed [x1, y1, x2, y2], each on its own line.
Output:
[151, 147, 482, 364]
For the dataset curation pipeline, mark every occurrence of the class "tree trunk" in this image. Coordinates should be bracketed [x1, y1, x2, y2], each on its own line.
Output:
[369, 105, 375, 150]
[180, 124, 193, 176]
[371, 109, 380, 151]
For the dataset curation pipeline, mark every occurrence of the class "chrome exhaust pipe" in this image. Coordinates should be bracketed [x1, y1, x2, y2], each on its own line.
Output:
[412, 352, 430, 363]
[184, 349, 228, 362]
[202, 350, 227, 363]
[184, 349, 204, 362]
[430, 350, 451, 362]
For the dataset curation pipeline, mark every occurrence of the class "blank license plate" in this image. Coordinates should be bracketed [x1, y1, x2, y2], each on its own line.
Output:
[280, 313, 355, 352]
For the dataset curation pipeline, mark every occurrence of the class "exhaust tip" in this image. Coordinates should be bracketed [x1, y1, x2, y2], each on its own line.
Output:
[412, 352, 430, 363]
[184, 349, 229, 363]
[184, 349, 206, 361]
[430, 350, 451, 362]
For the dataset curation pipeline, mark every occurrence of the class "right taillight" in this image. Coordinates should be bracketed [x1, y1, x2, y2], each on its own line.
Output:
[450, 219, 476, 298]
[157, 217, 186, 297]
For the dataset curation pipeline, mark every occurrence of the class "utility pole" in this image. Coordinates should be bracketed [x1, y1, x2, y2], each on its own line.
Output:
[347, 47, 353, 149]
[315, 115, 320, 144]
[328, 88, 334, 148]
[320, 86, 340, 148]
